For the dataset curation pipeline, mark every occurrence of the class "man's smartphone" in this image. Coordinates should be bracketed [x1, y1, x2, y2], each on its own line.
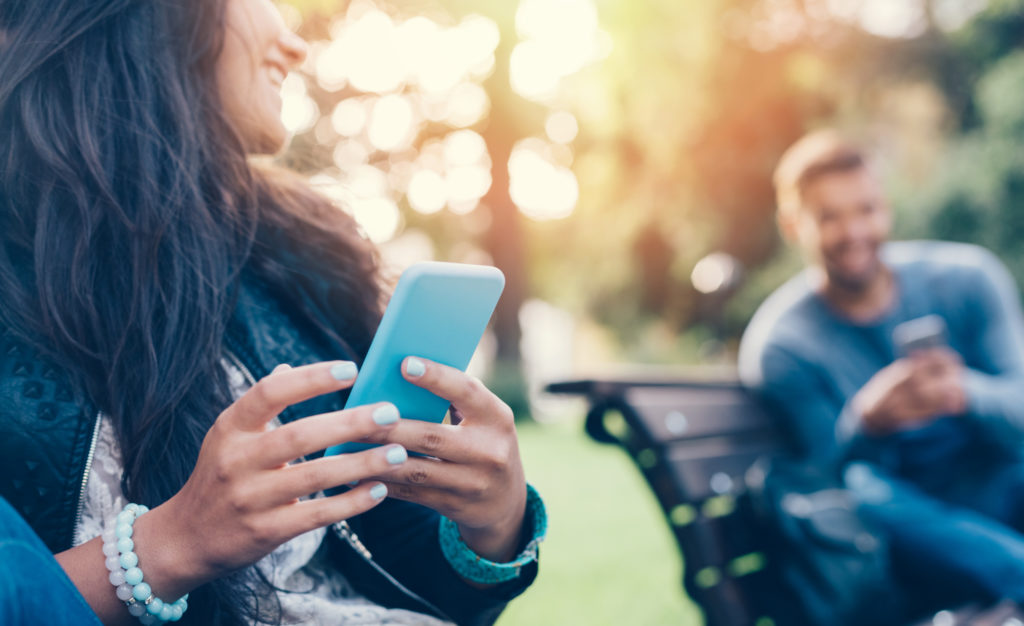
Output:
[323, 261, 505, 456]
[893, 315, 948, 357]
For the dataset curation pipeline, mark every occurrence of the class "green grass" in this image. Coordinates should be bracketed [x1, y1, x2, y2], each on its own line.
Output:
[498, 419, 702, 626]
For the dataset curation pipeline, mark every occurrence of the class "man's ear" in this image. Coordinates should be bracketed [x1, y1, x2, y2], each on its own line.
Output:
[776, 208, 800, 244]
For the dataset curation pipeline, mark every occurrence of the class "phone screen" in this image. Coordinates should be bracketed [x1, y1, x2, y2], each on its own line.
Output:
[892, 315, 948, 357]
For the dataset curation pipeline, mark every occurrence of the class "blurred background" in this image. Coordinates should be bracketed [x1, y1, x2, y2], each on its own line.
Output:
[273, 0, 1024, 622]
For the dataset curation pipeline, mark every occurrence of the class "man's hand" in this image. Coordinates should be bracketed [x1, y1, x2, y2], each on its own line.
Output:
[853, 347, 966, 435]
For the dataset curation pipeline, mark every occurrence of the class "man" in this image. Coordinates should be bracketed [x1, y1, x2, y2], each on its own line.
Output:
[739, 129, 1024, 608]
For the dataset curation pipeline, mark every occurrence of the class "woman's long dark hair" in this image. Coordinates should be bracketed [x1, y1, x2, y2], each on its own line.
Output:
[0, 1, 383, 623]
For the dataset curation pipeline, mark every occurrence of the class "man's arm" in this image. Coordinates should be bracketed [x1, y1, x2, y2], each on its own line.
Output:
[958, 250, 1024, 442]
[741, 342, 865, 466]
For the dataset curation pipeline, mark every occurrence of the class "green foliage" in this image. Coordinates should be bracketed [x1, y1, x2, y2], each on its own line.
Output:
[976, 50, 1024, 133]
[900, 20, 1024, 286]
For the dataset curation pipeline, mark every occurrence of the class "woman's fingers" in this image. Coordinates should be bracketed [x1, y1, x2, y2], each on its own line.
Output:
[366, 455, 485, 494]
[261, 444, 409, 504]
[274, 481, 391, 539]
[401, 357, 512, 425]
[377, 481, 452, 510]
[364, 419, 475, 463]
[226, 360, 359, 431]
[259, 402, 401, 467]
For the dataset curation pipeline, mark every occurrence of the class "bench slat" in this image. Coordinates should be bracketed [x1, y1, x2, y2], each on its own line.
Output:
[621, 385, 778, 444]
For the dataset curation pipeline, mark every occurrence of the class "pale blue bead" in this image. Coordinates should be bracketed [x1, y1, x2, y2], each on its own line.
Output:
[138, 505, 150, 514]
[128, 601, 147, 617]
[159, 604, 175, 621]
[175, 597, 188, 611]
[168, 604, 183, 621]
[124, 567, 144, 586]
[116, 537, 134, 553]
[138, 614, 157, 625]
[132, 582, 152, 602]
[125, 503, 140, 513]
[116, 583, 134, 602]
[146, 597, 164, 615]
[108, 569, 126, 586]
[115, 523, 133, 539]
[119, 551, 138, 569]
[116, 510, 135, 526]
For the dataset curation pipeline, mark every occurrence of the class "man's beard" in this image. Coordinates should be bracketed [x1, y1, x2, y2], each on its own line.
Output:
[826, 256, 883, 294]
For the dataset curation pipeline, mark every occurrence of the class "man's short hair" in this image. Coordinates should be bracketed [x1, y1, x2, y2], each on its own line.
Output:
[773, 129, 867, 217]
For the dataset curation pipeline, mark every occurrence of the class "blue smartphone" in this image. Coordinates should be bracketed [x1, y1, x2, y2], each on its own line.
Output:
[323, 261, 505, 456]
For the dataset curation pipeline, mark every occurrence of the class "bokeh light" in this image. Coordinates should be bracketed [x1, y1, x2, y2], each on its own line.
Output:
[297, 0, 603, 229]
[331, 98, 367, 137]
[367, 94, 417, 152]
[280, 74, 318, 134]
[407, 169, 447, 214]
[509, 139, 579, 221]
[545, 111, 579, 144]
[351, 196, 402, 243]
[511, 0, 605, 102]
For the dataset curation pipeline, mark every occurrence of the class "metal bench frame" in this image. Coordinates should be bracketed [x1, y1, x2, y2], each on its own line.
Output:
[546, 378, 789, 626]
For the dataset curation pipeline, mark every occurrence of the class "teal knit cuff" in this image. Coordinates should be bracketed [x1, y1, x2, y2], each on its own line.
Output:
[438, 483, 547, 584]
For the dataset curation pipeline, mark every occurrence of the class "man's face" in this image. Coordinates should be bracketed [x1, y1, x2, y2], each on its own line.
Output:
[789, 166, 891, 292]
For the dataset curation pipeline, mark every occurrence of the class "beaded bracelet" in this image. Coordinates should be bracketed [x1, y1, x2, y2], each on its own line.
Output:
[102, 503, 189, 624]
[438, 483, 547, 584]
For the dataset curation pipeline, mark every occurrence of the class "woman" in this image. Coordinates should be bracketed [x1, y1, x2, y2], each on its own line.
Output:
[0, 0, 544, 624]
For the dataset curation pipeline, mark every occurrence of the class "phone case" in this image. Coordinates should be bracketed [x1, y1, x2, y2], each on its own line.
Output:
[323, 261, 505, 456]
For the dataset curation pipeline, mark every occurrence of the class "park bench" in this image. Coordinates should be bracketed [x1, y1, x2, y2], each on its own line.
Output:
[545, 376, 788, 626]
[544, 375, 1024, 626]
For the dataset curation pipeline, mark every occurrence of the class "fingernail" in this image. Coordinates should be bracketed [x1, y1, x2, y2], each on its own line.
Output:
[405, 357, 425, 377]
[273, 363, 292, 373]
[386, 445, 408, 465]
[330, 361, 358, 381]
[372, 404, 400, 425]
[370, 483, 388, 500]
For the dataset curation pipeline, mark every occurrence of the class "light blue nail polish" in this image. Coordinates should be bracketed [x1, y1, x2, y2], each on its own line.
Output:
[405, 357, 426, 377]
[372, 404, 399, 425]
[370, 484, 388, 500]
[331, 361, 357, 381]
[386, 446, 408, 465]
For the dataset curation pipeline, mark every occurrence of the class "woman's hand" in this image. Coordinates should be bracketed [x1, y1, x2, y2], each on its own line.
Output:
[365, 357, 528, 564]
[132, 361, 410, 601]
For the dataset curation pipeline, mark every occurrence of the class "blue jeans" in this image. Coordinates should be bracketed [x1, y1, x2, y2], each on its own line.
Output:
[0, 496, 102, 625]
[846, 459, 1024, 609]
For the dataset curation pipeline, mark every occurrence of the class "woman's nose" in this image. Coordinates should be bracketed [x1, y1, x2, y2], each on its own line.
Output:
[279, 29, 308, 68]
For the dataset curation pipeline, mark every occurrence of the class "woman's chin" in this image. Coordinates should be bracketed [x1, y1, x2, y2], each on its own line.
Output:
[245, 126, 290, 156]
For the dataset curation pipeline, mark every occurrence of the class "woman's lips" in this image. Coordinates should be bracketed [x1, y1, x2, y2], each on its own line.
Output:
[266, 63, 286, 88]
